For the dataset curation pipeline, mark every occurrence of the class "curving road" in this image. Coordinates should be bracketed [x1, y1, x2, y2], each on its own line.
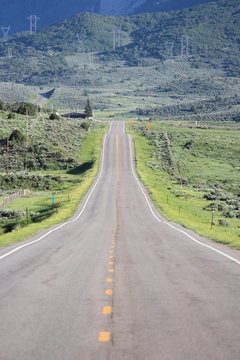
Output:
[0, 121, 239, 360]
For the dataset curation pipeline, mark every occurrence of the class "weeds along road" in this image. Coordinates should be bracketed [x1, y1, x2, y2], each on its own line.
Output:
[0, 121, 240, 360]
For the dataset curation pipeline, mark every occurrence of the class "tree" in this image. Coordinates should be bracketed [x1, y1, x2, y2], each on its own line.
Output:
[84, 98, 93, 119]
[13, 102, 37, 116]
[9, 129, 26, 144]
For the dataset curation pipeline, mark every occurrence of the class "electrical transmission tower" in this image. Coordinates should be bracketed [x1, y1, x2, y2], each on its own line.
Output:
[117, 29, 122, 47]
[113, 29, 122, 50]
[166, 42, 174, 58]
[113, 29, 116, 50]
[181, 35, 189, 58]
[7, 48, 13, 59]
[89, 53, 94, 68]
[27, 15, 40, 34]
[77, 31, 86, 53]
[1, 26, 10, 41]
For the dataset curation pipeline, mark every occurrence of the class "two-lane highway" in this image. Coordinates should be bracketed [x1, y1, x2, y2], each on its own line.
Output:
[0, 122, 239, 360]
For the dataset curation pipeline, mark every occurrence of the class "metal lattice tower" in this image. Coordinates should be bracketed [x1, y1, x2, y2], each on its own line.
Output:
[181, 35, 189, 58]
[7, 48, 13, 59]
[1, 26, 10, 41]
[113, 29, 122, 50]
[27, 15, 40, 34]
[77, 31, 86, 53]
[117, 29, 122, 47]
[89, 53, 94, 68]
[113, 29, 116, 50]
[166, 42, 174, 58]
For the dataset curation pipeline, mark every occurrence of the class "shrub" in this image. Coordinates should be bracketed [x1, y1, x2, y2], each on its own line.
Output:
[9, 129, 26, 144]
[223, 211, 236, 218]
[80, 121, 91, 131]
[218, 219, 230, 227]
[14, 102, 37, 116]
[7, 112, 16, 119]
[49, 113, 60, 120]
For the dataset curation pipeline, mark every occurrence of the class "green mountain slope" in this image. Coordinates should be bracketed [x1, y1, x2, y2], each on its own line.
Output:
[0, 0, 239, 84]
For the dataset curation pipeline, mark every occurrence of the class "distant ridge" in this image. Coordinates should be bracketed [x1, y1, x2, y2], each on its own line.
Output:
[0, 0, 216, 33]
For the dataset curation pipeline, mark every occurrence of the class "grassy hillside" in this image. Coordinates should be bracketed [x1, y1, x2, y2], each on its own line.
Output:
[0, 110, 107, 244]
[129, 121, 240, 249]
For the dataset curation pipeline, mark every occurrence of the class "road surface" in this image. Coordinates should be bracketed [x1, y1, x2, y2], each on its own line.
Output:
[0, 121, 239, 360]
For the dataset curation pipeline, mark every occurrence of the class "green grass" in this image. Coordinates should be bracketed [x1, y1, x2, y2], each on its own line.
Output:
[0, 122, 107, 247]
[129, 122, 240, 250]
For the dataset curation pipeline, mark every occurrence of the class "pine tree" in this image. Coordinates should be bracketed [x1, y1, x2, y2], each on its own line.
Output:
[85, 98, 93, 119]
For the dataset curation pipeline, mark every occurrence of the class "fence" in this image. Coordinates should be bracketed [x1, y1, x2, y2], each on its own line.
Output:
[0, 189, 31, 210]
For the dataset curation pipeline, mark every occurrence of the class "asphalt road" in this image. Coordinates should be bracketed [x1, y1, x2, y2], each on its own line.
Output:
[0, 121, 239, 360]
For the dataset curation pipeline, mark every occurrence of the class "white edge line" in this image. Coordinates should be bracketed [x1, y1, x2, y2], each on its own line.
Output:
[0, 135, 107, 261]
[108, 121, 113, 134]
[128, 134, 162, 224]
[128, 134, 240, 266]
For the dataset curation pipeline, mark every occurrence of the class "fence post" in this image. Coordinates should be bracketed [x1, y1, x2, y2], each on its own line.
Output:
[26, 207, 29, 226]
[211, 211, 214, 229]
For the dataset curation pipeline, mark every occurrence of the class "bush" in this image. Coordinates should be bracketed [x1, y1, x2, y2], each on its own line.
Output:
[218, 219, 230, 227]
[7, 112, 16, 119]
[49, 113, 60, 120]
[9, 129, 26, 144]
[13, 102, 37, 116]
[0, 100, 5, 111]
[223, 211, 236, 218]
[2, 220, 19, 233]
[80, 121, 91, 131]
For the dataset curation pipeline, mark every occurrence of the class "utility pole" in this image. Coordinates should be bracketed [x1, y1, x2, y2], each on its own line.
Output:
[1, 26, 10, 41]
[27, 15, 39, 34]
[25, 110, 29, 173]
[6, 138, 9, 174]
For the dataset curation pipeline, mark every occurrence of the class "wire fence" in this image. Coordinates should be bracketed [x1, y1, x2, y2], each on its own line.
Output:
[0, 189, 31, 210]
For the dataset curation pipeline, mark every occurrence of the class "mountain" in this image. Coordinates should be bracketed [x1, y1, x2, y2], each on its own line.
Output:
[0, 0, 215, 33]
[0, 0, 239, 84]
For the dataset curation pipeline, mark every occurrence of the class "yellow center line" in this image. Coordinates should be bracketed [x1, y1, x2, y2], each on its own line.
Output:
[105, 289, 113, 295]
[108, 262, 114, 266]
[116, 133, 119, 181]
[103, 306, 112, 315]
[106, 277, 113, 283]
[99, 332, 111, 342]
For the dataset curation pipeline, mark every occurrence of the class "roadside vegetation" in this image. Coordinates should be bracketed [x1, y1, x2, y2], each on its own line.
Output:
[0, 112, 107, 247]
[129, 121, 240, 249]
